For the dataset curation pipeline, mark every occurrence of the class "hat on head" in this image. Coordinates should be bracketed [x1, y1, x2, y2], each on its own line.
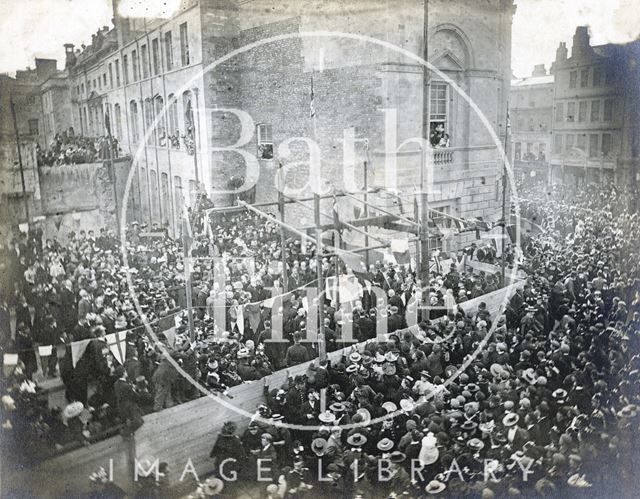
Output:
[389, 451, 406, 463]
[425, 480, 446, 494]
[553, 388, 568, 402]
[349, 352, 362, 363]
[355, 408, 371, 424]
[461, 420, 478, 431]
[63, 401, 84, 421]
[311, 438, 328, 456]
[347, 433, 368, 447]
[400, 398, 415, 412]
[382, 401, 397, 413]
[385, 351, 399, 362]
[203, 477, 224, 496]
[467, 438, 485, 451]
[346, 364, 358, 373]
[377, 438, 394, 452]
[503, 412, 520, 427]
[319, 411, 336, 423]
[330, 402, 346, 413]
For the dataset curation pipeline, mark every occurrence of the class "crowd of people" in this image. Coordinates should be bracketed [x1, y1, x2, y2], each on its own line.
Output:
[201, 181, 640, 498]
[36, 131, 121, 167]
[1, 179, 638, 497]
[0, 200, 494, 465]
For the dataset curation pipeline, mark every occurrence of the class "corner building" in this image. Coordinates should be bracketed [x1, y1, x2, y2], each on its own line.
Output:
[66, 0, 515, 248]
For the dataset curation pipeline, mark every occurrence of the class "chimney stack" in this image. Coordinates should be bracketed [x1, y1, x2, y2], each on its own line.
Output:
[556, 42, 568, 63]
[532, 64, 547, 77]
[571, 26, 592, 59]
[64, 43, 76, 69]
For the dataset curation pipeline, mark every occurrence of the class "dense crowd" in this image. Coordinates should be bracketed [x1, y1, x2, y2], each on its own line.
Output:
[36, 132, 121, 167]
[201, 181, 640, 498]
[0, 200, 496, 464]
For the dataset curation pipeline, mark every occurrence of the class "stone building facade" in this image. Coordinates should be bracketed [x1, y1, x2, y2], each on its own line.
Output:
[510, 64, 554, 183]
[549, 26, 640, 187]
[28, 0, 516, 251]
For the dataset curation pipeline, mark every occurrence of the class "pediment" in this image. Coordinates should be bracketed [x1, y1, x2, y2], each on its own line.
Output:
[431, 50, 464, 72]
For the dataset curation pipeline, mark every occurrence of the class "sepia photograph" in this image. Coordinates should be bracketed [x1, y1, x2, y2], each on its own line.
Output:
[0, 0, 639, 497]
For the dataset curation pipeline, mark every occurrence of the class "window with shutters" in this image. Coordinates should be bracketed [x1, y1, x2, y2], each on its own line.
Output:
[256, 124, 274, 159]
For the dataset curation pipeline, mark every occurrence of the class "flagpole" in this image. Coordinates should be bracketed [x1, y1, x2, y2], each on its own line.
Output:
[311, 76, 326, 363]
[105, 110, 121, 237]
[500, 102, 510, 287]
[182, 211, 195, 341]
[10, 99, 31, 225]
[363, 140, 370, 268]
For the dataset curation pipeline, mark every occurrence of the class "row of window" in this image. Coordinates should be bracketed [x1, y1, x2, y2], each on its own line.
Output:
[555, 98, 614, 123]
[134, 168, 197, 227]
[553, 132, 613, 157]
[514, 142, 547, 161]
[76, 22, 190, 96]
[568, 66, 614, 89]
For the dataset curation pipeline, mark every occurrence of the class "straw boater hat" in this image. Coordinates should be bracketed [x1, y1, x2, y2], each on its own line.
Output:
[425, 480, 446, 494]
[63, 401, 84, 422]
[349, 352, 362, 363]
[377, 438, 394, 452]
[346, 364, 358, 373]
[311, 438, 328, 456]
[467, 438, 485, 451]
[347, 433, 368, 447]
[319, 411, 336, 423]
[355, 408, 371, 425]
[503, 413, 520, 427]
[203, 477, 224, 496]
[400, 398, 415, 412]
[382, 401, 397, 413]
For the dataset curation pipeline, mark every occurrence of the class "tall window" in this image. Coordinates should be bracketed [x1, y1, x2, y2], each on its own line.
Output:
[589, 134, 599, 157]
[144, 98, 155, 145]
[605, 70, 614, 85]
[114, 103, 122, 140]
[578, 101, 587, 122]
[28, 119, 39, 135]
[555, 102, 564, 122]
[103, 74, 107, 87]
[174, 175, 183, 228]
[154, 95, 167, 146]
[553, 134, 563, 153]
[576, 134, 586, 153]
[123, 55, 129, 84]
[132, 50, 139, 81]
[603, 99, 613, 121]
[141, 45, 149, 78]
[164, 31, 173, 70]
[580, 68, 589, 87]
[593, 67, 602, 86]
[180, 22, 190, 66]
[256, 123, 274, 159]
[130, 100, 139, 143]
[167, 93, 179, 148]
[109, 63, 113, 88]
[182, 90, 195, 154]
[601, 133, 612, 156]
[569, 71, 577, 88]
[566, 102, 575, 122]
[161, 173, 170, 225]
[538, 143, 546, 160]
[566, 134, 575, 151]
[150, 169, 160, 221]
[514, 142, 521, 160]
[152, 38, 160, 75]
[591, 100, 600, 121]
[115, 59, 121, 86]
[429, 82, 449, 147]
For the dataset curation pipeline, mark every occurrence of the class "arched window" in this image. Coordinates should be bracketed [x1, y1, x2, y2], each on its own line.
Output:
[129, 100, 139, 143]
[114, 103, 123, 140]
[167, 93, 179, 149]
[154, 95, 166, 146]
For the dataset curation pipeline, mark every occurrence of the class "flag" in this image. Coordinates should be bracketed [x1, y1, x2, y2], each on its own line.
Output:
[182, 211, 193, 251]
[104, 111, 111, 135]
[106, 331, 127, 364]
[310, 76, 316, 118]
[71, 339, 91, 368]
[413, 197, 419, 223]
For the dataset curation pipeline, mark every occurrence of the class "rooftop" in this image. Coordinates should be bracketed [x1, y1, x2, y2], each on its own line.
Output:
[511, 74, 555, 87]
